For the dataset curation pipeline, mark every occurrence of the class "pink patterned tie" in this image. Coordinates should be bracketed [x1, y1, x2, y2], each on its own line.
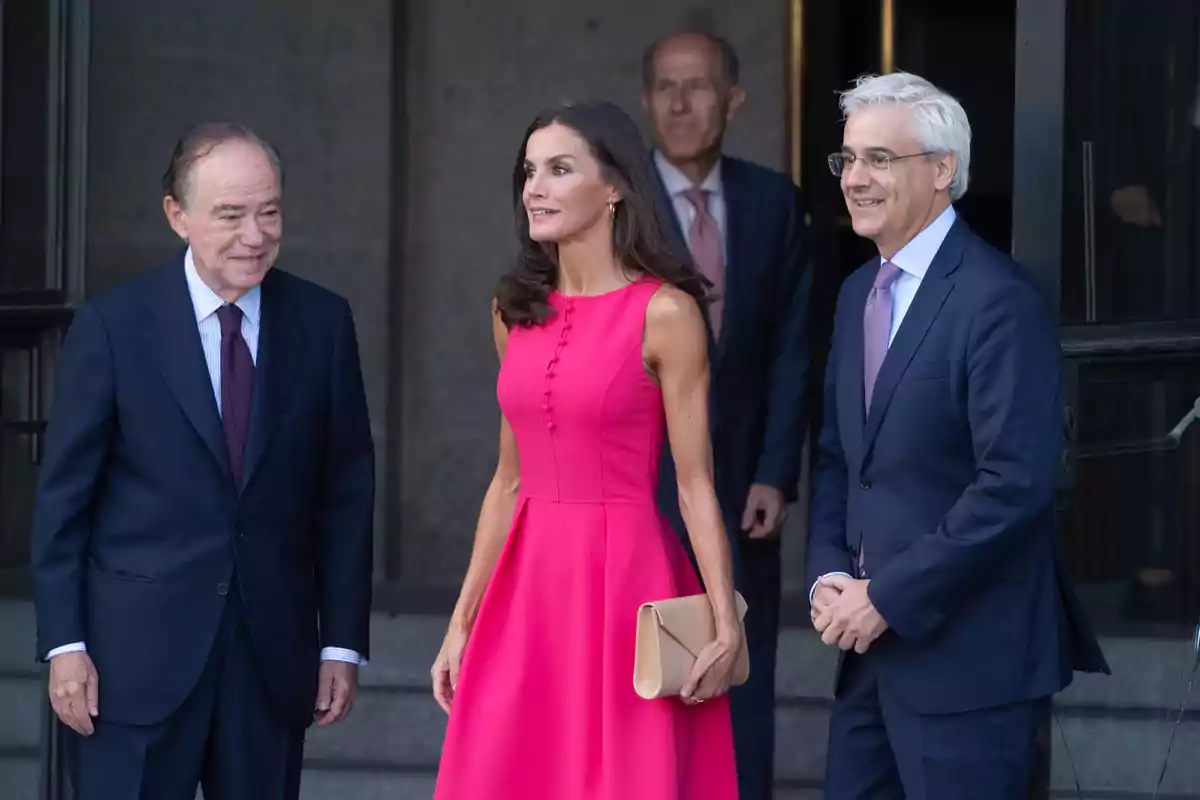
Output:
[863, 260, 902, 408]
[681, 187, 725, 338]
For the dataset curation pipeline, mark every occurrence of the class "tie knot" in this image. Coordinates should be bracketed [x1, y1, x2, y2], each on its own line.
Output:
[681, 186, 711, 213]
[874, 261, 902, 290]
[217, 303, 243, 336]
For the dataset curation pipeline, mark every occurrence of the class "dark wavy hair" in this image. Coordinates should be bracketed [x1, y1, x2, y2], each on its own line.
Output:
[495, 101, 709, 327]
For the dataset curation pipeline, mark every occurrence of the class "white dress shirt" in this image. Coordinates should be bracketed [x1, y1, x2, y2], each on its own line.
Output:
[885, 204, 956, 344]
[810, 205, 957, 603]
[653, 150, 728, 266]
[47, 249, 363, 666]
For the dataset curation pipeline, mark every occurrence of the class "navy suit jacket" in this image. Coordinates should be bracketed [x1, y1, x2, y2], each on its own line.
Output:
[654, 156, 811, 541]
[31, 255, 375, 728]
[806, 218, 1109, 714]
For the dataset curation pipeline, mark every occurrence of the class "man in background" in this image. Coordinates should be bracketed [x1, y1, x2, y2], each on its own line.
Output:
[642, 31, 812, 800]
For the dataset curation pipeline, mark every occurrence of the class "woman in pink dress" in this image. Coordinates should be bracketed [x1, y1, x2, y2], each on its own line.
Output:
[431, 100, 741, 799]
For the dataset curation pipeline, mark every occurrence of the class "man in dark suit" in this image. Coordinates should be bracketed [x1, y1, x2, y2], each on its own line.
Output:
[642, 31, 811, 800]
[807, 72, 1109, 798]
[31, 122, 375, 798]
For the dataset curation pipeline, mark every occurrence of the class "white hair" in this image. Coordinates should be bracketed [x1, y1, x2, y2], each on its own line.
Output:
[839, 72, 971, 202]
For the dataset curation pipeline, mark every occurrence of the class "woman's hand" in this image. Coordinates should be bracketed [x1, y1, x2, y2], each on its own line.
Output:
[679, 623, 744, 705]
[431, 625, 469, 714]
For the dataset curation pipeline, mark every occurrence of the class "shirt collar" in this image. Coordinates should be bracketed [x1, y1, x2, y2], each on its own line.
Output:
[183, 247, 261, 327]
[654, 150, 723, 198]
[888, 204, 957, 281]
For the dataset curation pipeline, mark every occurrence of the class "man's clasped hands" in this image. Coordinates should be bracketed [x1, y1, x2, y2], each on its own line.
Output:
[810, 574, 889, 654]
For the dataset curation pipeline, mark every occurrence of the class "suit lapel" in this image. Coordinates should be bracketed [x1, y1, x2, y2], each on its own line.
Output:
[144, 261, 231, 477]
[240, 271, 301, 489]
[717, 159, 754, 368]
[862, 221, 967, 453]
[650, 160, 688, 253]
[839, 270, 871, 464]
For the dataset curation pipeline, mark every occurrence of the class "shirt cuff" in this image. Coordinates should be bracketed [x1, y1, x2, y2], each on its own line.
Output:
[809, 572, 853, 605]
[320, 646, 366, 666]
[46, 642, 87, 660]
[45, 643, 365, 664]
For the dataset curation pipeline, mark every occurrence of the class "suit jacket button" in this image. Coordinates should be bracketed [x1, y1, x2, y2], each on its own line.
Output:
[859, 481, 871, 490]
[216, 582, 229, 596]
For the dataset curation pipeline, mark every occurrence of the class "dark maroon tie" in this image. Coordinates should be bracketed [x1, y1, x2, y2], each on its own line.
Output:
[217, 304, 254, 487]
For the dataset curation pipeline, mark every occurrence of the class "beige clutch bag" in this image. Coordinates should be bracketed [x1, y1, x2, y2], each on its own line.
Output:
[633, 591, 750, 700]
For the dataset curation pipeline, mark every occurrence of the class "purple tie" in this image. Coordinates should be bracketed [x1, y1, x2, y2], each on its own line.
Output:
[863, 260, 902, 407]
[681, 187, 725, 338]
[218, 304, 254, 487]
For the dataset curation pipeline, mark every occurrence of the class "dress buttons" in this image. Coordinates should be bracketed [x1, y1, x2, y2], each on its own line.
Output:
[216, 582, 229, 596]
[544, 301, 573, 435]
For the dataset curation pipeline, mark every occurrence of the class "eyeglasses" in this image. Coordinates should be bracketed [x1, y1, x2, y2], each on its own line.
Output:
[827, 151, 937, 177]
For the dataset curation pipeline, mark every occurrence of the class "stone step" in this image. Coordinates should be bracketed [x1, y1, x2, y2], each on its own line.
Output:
[362, 610, 1200, 712]
[306, 681, 1200, 794]
[9, 667, 1197, 795]
[303, 687, 833, 781]
[0, 751, 39, 800]
[283, 770, 808, 800]
[0, 602, 35, 674]
[0, 674, 41, 750]
[295, 767, 435, 800]
[0, 753, 441, 800]
[6, 601, 1198, 710]
[306, 688, 445, 767]
[0, 754, 824, 800]
[5, 601, 1200, 796]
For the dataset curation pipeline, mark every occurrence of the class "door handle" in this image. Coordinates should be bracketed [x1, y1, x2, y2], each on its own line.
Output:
[1081, 141, 1097, 322]
[2, 420, 48, 464]
[1076, 396, 1200, 458]
[1166, 395, 1200, 444]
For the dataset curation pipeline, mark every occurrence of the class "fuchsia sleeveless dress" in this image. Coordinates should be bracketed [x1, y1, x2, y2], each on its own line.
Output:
[433, 278, 738, 799]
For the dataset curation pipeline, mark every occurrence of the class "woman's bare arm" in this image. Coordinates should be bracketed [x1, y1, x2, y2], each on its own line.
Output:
[644, 286, 740, 639]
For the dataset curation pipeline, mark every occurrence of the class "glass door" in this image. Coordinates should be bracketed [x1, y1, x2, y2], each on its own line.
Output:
[1058, 0, 1200, 631]
[0, 0, 88, 594]
[1016, 0, 1200, 795]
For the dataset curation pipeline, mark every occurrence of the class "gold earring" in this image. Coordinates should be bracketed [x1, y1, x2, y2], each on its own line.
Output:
[608, 201, 616, 217]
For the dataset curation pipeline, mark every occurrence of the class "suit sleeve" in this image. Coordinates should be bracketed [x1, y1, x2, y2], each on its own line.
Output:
[867, 281, 1063, 641]
[31, 303, 116, 658]
[753, 186, 812, 501]
[804, 286, 854, 592]
[315, 301, 375, 659]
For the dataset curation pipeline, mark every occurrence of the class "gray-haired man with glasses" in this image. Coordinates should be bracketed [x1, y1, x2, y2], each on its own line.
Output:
[805, 71, 1108, 799]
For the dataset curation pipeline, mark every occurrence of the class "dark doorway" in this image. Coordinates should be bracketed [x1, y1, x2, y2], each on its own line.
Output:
[1056, 0, 1200, 630]
[0, 0, 85, 594]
